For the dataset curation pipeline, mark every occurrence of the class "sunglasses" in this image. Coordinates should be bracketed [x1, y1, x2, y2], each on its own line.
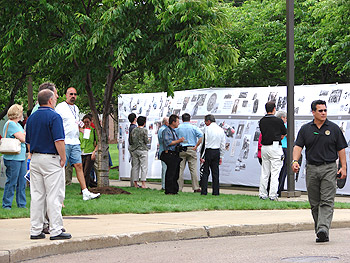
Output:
[317, 109, 327, 113]
[69, 93, 77, 96]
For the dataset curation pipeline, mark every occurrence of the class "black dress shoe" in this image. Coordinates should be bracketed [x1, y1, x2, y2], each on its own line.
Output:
[30, 233, 46, 240]
[50, 232, 72, 240]
[316, 230, 329, 243]
[194, 189, 201, 193]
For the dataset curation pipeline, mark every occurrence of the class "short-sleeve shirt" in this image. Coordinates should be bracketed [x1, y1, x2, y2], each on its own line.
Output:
[175, 122, 203, 147]
[294, 119, 347, 163]
[2, 120, 26, 161]
[26, 107, 65, 155]
[55, 102, 80, 145]
[157, 125, 167, 157]
[79, 127, 97, 154]
[162, 126, 179, 151]
[259, 114, 287, 145]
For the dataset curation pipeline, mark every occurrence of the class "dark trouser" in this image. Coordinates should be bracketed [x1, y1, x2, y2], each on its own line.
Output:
[306, 162, 337, 235]
[160, 151, 182, 194]
[201, 149, 220, 195]
[277, 147, 288, 196]
[82, 155, 96, 188]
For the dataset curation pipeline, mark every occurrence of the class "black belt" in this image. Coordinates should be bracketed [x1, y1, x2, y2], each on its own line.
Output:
[32, 152, 58, 155]
[164, 150, 177, 154]
[206, 148, 219, 150]
[307, 161, 335, 166]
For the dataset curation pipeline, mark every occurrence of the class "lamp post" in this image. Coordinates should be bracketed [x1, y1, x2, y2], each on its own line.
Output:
[284, 0, 301, 197]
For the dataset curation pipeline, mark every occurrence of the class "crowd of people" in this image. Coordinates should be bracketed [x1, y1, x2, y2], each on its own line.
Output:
[128, 112, 226, 196]
[1, 85, 348, 244]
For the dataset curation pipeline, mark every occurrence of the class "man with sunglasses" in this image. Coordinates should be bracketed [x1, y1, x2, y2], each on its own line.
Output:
[292, 99, 347, 243]
[56, 87, 100, 201]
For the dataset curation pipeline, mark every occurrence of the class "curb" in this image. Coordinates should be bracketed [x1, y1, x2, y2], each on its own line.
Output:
[3, 221, 350, 263]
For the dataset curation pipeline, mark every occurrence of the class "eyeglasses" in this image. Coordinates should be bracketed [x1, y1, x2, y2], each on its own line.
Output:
[317, 109, 327, 113]
[69, 93, 77, 96]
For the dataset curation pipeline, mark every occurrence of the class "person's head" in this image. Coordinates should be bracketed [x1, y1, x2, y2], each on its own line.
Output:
[7, 104, 23, 120]
[265, 101, 276, 113]
[182, 113, 191, 122]
[38, 89, 56, 108]
[65, 87, 77, 105]
[162, 117, 169, 126]
[169, 114, 180, 128]
[82, 114, 92, 128]
[204, 114, 215, 126]
[39, 82, 58, 99]
[128, 113, 137, 123]
[276, 110, 287, 123]
[137, 116, 146, 127]
[311, 100, 327, 122]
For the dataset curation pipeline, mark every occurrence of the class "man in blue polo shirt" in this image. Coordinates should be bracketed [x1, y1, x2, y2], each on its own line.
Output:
[26, 89, 71, 241]
[175, 113, 203, 192]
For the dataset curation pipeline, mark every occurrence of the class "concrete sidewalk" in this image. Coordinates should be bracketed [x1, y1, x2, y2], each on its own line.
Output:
[1, 181, 350, 263]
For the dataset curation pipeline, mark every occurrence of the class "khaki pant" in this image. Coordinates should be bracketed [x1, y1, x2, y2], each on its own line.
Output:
[130, 149, 148, 182]
[178, 147, 200, 191]
[30, 153, 65, 237]
[306, 162, 337, 235]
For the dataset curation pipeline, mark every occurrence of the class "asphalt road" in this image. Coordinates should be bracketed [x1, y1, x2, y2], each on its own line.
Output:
[22, 228, 350, 263]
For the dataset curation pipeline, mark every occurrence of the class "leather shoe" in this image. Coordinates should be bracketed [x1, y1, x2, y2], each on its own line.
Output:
[194, 189, 201, 193]
[316, 230, 329, 243]
[50, 232, 72, 240]
[30, 233, 46, 240]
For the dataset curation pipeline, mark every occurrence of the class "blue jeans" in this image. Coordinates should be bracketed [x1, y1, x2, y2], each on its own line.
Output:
[2, 159, 27, 208]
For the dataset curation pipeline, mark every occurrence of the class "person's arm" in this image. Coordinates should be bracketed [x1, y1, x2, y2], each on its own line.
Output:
[193, 137, 202, 151]
[292, 145, 303, 173]
[219, 132, 226, 165]
[27, 144, 32, 160]
[337, 148, 347, 179]
[55, 140, 66, 167]
[13, 131, 26, 143]
[91, 129, 98, 160]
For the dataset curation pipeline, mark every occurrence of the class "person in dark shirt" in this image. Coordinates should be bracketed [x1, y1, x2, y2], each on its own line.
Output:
[258, 101, 287, 201]
[128, 113, 137, 186]
[26, 89, 71, 240]
[292, 99, 347, 243]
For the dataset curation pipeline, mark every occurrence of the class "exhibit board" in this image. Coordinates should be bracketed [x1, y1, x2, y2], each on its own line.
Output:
[118, 83, 350, 194]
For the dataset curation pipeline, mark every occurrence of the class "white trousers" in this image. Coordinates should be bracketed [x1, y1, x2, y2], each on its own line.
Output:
[259, 144, 283, 199]
[30, 154, 65, 237]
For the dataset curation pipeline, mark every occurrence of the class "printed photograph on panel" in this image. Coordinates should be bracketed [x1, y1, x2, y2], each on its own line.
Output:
[207, 93, 217, 111]
[328, 89, 342, 103]
[231, 99, 239, 114]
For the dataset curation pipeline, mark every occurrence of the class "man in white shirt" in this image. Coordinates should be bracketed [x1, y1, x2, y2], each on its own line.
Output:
[199, 114, 226, 195]
[55, 87, 100, 201]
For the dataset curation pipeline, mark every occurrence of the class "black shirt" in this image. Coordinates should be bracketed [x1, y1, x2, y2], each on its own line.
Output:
[259, 114, 287, 145]
[294, 119, 347, 163]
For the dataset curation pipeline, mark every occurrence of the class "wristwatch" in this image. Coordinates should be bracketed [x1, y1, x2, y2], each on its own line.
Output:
[291, 160, 298, 166]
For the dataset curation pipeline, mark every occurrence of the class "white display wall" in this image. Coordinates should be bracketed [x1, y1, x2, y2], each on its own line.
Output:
[118, 84, 350, 194]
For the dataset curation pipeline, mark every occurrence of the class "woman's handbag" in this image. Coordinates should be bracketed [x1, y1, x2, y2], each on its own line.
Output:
[0, 122, 21, 155]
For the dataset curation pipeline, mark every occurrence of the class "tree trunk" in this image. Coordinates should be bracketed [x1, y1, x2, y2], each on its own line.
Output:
[84, 66, 118, 187]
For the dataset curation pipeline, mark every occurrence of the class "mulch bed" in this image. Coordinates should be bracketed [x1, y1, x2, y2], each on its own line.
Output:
[89, 186, 131, 195]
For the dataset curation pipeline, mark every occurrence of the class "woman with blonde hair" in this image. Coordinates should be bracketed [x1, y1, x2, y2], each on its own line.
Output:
[2, 104, 27, 209]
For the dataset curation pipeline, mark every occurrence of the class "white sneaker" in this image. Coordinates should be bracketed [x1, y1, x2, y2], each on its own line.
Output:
[83, 191, 101, 201]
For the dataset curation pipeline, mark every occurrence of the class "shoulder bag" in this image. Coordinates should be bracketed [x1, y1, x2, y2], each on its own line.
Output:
[0, 122, 21, 155]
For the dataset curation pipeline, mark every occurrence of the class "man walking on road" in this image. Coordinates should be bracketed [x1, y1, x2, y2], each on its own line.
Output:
[175, 113, 203, 192]
[259, 101, 287, 201]
[56, 87, 100, 201]
[199, 114, 225, 196]
[292, 99, 347, 243]
[26, 89, 71, 240]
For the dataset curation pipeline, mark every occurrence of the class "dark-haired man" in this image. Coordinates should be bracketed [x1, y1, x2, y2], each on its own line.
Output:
[128, 113, 137, 186]
[199, 114, 225, 195]
[160, 114, 185, 194]
[258, 101, 287, 201]
[26, 89, 71, 240]
[175, 113, 203, 192]
[129, 116, 148, 188]
[292, 100, 347, 243]
[56, 87, 100, 201]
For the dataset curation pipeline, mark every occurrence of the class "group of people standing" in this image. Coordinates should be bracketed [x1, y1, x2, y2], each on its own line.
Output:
[259, 100, 347, 243]
[128, 112, 225, 196]
[2, 82, 101, 241]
